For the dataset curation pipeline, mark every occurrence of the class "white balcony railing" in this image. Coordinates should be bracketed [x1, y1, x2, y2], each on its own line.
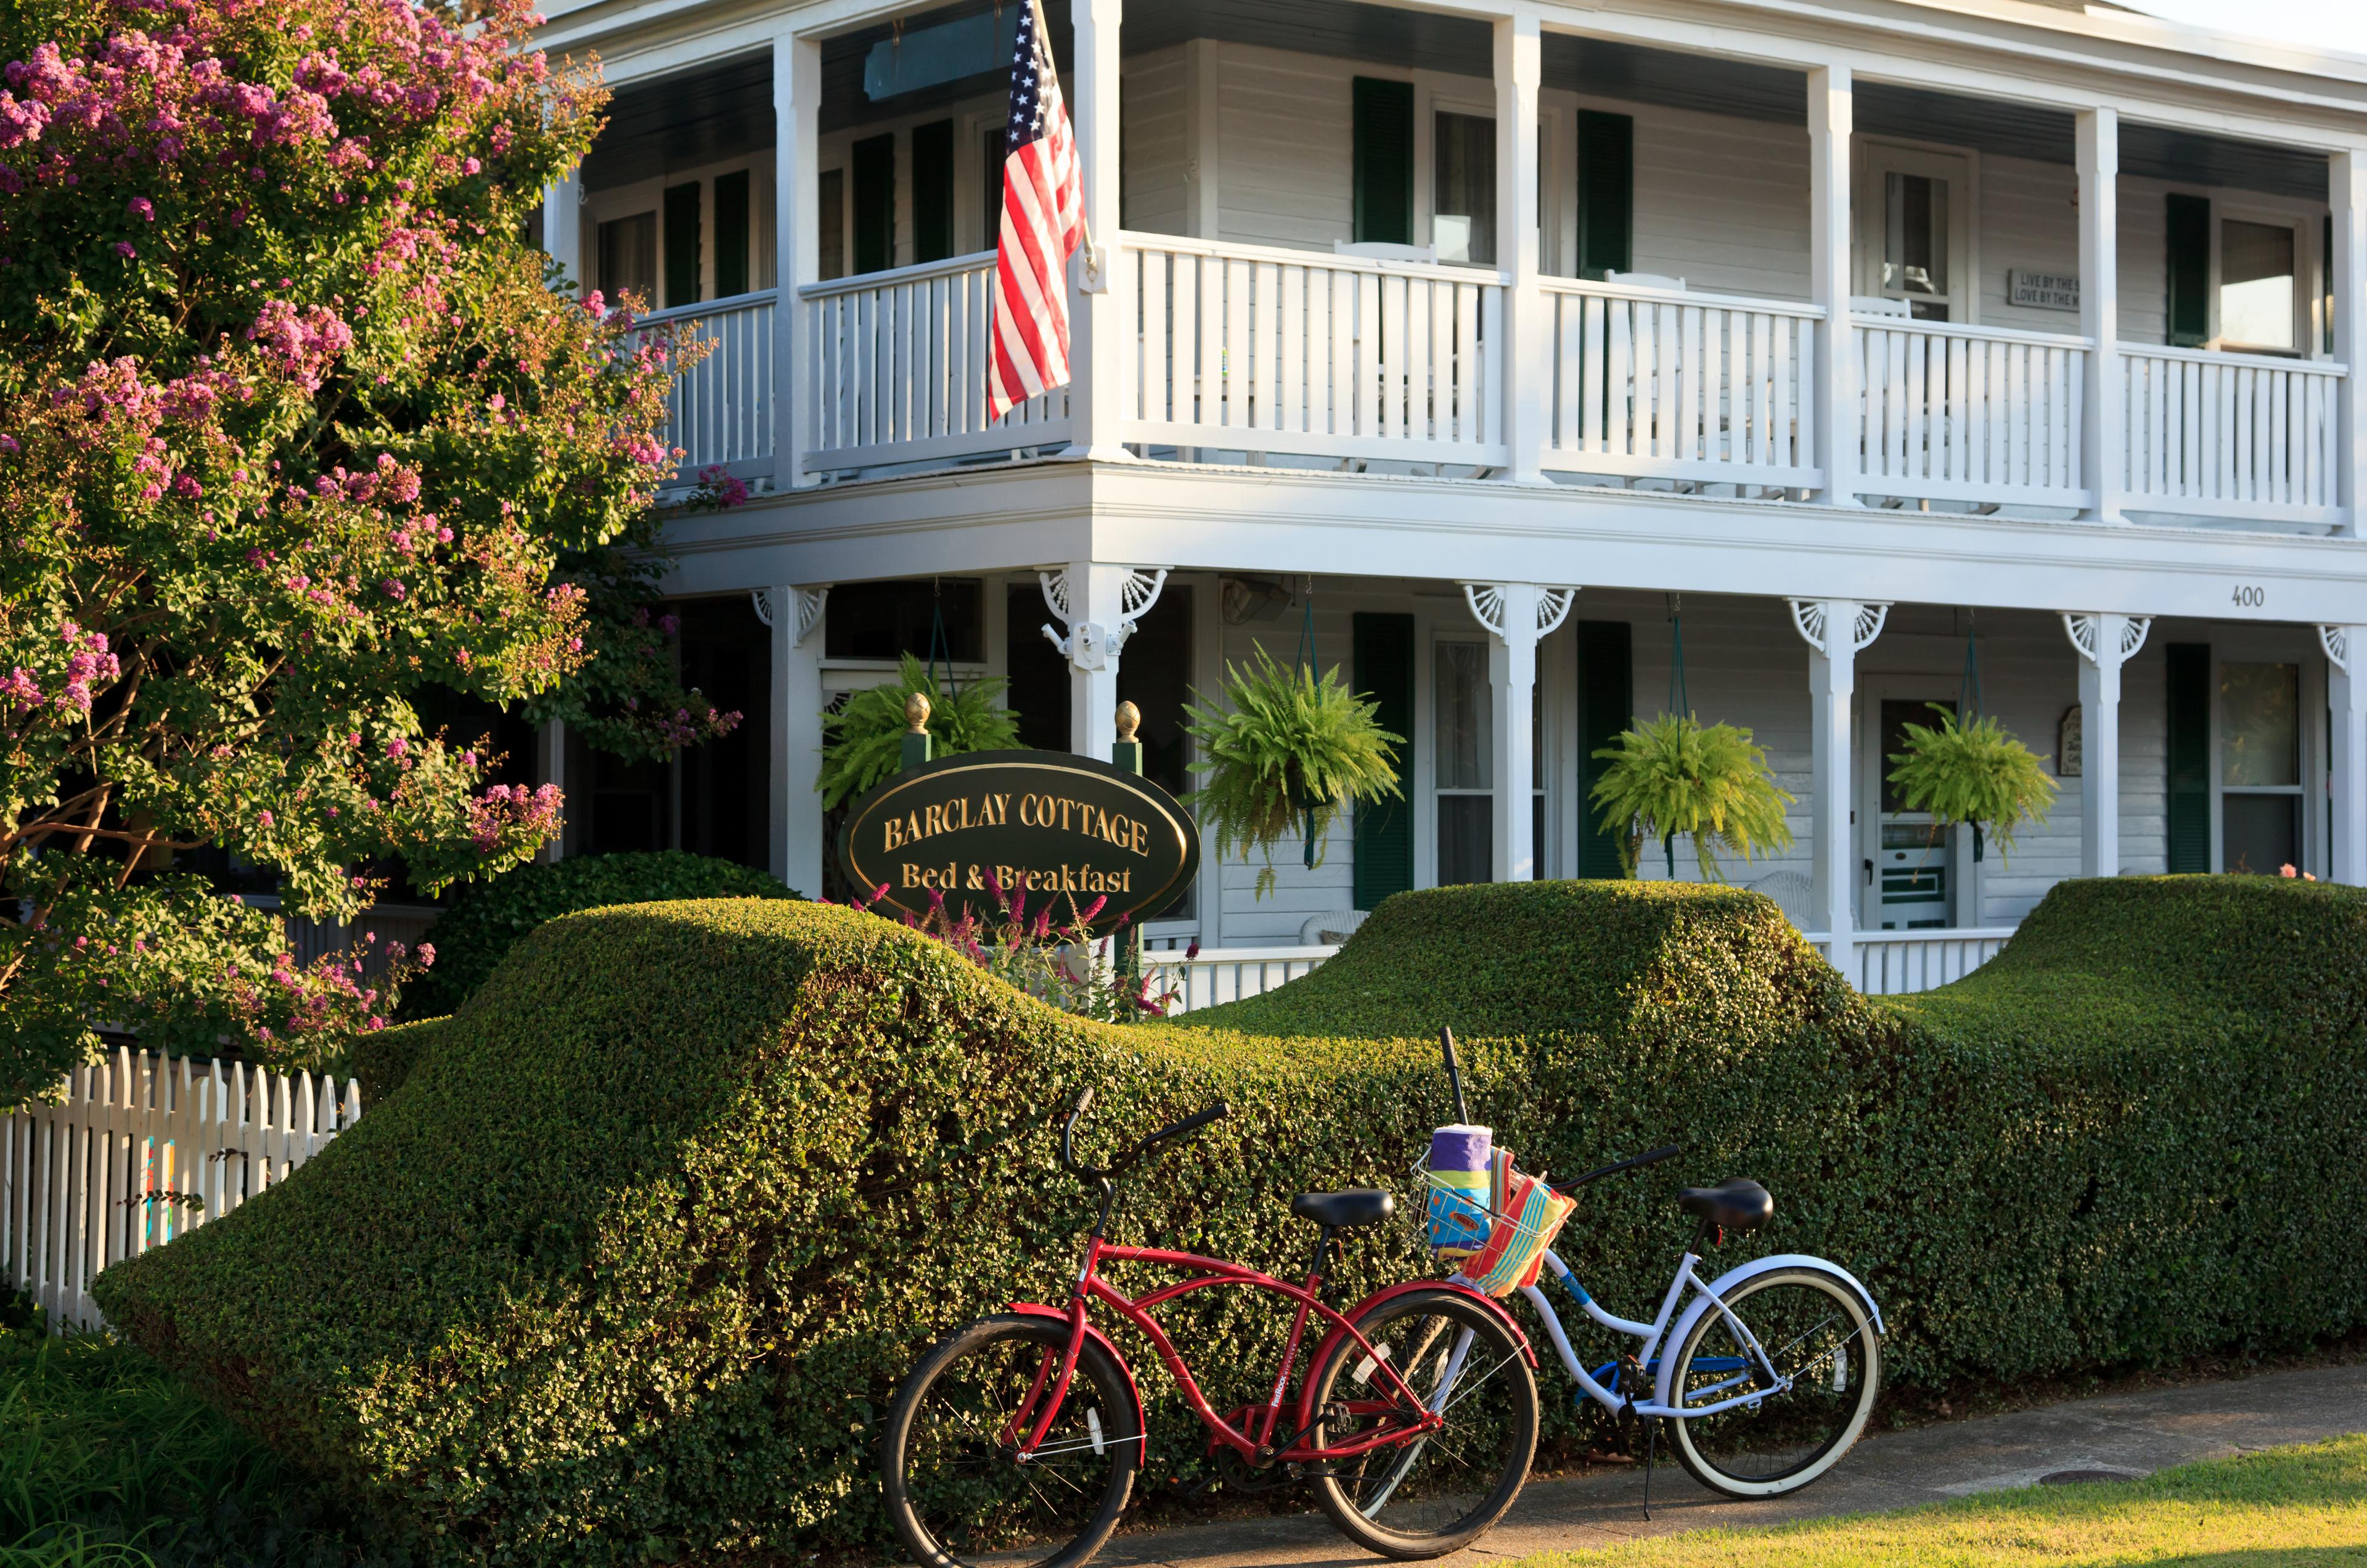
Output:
[1147, 944, 1338, 1014]
[801, 251, 1069, 473]
[637, 290, 775, 478]
[1540, 278, 1821, 489]
[2119, 344, 2345, 527]
[1810, 927, 2016, 995]
[1855, 317, 2091, 511]
[1119, 234, 1507, 468]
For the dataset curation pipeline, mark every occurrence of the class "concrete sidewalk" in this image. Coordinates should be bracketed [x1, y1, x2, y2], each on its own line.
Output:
[1081, 1361, 2367, 1567]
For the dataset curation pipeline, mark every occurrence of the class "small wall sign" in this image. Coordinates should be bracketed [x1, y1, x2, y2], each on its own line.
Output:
[838, 749, 1199, 933]
[2009, 269, 2080, 311]
[2059, 704, 2083, 778]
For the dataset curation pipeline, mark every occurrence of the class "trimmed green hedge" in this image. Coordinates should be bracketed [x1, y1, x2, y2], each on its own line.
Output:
[92, 878, 2367, 1564]
[398, 851, 798, 1019]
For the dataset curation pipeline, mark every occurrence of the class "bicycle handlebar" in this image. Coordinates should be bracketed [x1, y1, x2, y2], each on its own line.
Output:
[1553, 1144, 1682, 1193]
[1058, 1091, 1231, 1184]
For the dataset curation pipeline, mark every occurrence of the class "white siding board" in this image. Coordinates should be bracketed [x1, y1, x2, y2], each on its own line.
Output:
[1123, 47, 1192, 238]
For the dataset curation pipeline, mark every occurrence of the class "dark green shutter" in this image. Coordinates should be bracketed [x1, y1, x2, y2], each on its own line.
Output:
[1576, 111, 1633, 283]
[912, 119, 955, 264]
[713, 169, 750, 298]
[1352, 78, 1414, 247]
[852, 133, 896, 275]
[1353, 613, 1416, 909]
[2166, 194, 2210, 348]
[1576, 621, 1633, 878]
[663, 181, 701, 309]
[2166, 642, 2211, 873]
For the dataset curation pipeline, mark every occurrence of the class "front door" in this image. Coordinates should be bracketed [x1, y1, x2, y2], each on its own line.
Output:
[1868, 698, 1955, 929]
[1855, 144, 1973, 324]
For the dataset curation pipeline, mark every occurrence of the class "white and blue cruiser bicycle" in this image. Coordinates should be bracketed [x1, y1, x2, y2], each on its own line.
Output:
[1415, 1028, 1886, 1511]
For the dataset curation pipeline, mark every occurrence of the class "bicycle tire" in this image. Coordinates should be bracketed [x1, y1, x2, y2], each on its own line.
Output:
[880, 1313, 1142, 1568]
[1665, 1266, 1879, 1499]
[1306, 1286, 1539, 1560]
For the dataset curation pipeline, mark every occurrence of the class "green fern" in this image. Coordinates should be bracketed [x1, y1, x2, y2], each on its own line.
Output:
[1590, 713, 1794, 882]
[1886, 705, 2057, 864]
[1183, 647, 1403, 899]
[816, 654, 1023, 809]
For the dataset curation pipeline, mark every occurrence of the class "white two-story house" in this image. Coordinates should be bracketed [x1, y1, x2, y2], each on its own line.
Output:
[526, 0, 2367, 996]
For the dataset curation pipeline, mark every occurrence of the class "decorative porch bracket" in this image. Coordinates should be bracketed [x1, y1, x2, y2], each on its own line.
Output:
[2061, 613, 2152, 879]
[750, 585, 831, 645]
[1463, 583, 1578, 885]
[2325, 624, 2367, 886]
[1042, 565, 1171, 757]
[1789, 598, 1890, 982]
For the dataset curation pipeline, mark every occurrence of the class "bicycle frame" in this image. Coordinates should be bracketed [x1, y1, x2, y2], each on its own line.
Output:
[1009, 1234, 1518, 1468]
[1510, 1247, 1881, 1420]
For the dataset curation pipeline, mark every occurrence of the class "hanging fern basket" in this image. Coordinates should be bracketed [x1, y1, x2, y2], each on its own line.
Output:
[1885, 704, 2057, 864]
[1588, 713, 1795, 883]
[816, 653, 1022, 810]
[1183, 647, 1403, 899]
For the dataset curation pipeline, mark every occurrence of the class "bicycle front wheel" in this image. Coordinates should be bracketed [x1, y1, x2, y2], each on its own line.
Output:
[880, 1314, 1142, 1568]
[1666, 1265, 1879, 1498]
[1306, 1286, 1539, 1560]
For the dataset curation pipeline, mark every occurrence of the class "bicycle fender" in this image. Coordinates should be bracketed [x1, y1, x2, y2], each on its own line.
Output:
[1005, 1302, 1146, 1432]
[1651, 1255, 1886, 1410]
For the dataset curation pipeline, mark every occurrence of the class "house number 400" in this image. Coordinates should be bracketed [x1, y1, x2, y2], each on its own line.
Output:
[2231, 584, 2266, 608]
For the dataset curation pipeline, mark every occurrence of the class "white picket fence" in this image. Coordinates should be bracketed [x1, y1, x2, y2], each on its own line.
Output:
[1855, 317, 2091, 510]
[2118, 344, 2345, 526]
[1120, 233, 1508, 468]
[801, 251, 1069, 472]
[1148, 945, 1339, 1014]
[1541, 278, 1821, 489]
[2, 1051, 361, 1333]
[1810, 928, 2016, 996]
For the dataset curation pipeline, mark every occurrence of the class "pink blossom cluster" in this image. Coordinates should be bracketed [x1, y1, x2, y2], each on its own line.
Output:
[246, 298, 354, 393]
[465, 780, 561, 852]
[4, 621, 121, 716]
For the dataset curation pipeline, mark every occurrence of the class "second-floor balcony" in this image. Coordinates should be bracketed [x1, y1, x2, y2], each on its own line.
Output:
[560, 0, 2366, 537]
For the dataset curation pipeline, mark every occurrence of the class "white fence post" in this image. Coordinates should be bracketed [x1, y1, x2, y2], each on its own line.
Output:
[0, 1051, 362, 1333]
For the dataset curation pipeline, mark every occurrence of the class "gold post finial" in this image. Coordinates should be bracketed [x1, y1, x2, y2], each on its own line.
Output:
[905, 692, 932, 733]
[1114, 701, 1140, 743]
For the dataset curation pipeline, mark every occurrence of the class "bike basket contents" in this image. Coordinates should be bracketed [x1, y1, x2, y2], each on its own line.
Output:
[1418, 1124, 1577, 1297]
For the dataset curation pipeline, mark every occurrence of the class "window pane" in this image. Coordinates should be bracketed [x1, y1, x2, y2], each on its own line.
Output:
[818, 169, 846, 282]
[2222, 792, 2300, 875]
[2222, 219, 2295, 350]
[1883, 173, 1948, 301]
[2220, 661, 2299, 788]
[1439, 794, 1492, 885]
[597, 211, 657, 305]
[1434, 642, 1491, 791]
[1433, 112, 1495, 266]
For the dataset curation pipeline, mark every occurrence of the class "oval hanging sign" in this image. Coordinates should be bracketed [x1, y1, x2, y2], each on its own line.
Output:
[838, 750, 1200, 934]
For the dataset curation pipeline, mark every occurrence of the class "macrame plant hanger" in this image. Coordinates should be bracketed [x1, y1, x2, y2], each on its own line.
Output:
[1959, 610, 1984, 862]
[1662, 594, 1690, 880]
[1294, 577, 1320, 869]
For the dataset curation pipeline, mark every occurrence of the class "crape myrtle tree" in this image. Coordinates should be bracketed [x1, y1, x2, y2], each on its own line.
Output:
[0, 0, 737, 1103]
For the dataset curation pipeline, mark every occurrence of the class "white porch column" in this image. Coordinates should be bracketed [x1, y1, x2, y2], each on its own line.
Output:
[2062, 613, 2152, 877]
[1807, 66, 1858, 508]
[773, 32, 822, 491]
[1495, 14, 1546, 484]
[542, 173, 583, 293]
[762, 587, 830, 895]
[1465, 584, 1577, 883]
[1060, 0, 1127, 460]
[2077, 108, 2124, 525]
[1791, 600, 1888, 977]
[1043, 565, 1170, 758]
[2334, 152, 2367, 539]
[2326, 627, 2367, 885]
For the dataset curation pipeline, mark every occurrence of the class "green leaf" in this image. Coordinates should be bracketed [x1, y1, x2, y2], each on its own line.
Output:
[1588, 713, 1794, 881]
[816, 654, 1023, 810]
[1886, 705, 2058, 864]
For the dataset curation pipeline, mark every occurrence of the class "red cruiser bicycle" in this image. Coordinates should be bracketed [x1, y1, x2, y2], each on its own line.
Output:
[880, 1092, 1541, 1567]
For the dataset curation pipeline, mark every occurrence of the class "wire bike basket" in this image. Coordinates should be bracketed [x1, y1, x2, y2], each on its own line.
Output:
[1413, 1125, 1577, 1299]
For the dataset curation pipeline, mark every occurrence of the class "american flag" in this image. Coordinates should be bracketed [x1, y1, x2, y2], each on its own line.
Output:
[988, 0, 1084, 423]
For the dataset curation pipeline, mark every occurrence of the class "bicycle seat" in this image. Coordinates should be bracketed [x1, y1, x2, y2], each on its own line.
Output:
[1677, 1179, 1773, 1233]
[1291, 1189, 1396, 1229]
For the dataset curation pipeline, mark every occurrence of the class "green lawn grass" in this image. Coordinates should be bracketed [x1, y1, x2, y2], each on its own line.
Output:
[1510, 1435, 2367, 1567]
[0, 1311, 373, 1567]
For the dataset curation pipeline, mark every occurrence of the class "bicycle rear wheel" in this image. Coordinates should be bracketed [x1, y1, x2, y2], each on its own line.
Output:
[881, 1314, 1142, 1568]
[1306, 1286, 1539, 1560]
[1666, 1266, 1879, 1498]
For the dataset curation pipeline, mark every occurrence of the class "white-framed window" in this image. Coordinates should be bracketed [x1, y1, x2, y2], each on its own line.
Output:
[2216, 658, 2305, 874]
[597, 210, 657, 303]
[1855, 142, 1976, 324]
[1434, 639, 1492, 885]
[1433, 109, 1496, 266]
[2215, 211, 2308, 356]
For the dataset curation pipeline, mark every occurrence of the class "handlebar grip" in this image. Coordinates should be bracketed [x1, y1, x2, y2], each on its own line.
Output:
[1173, 1100, 1230, 1138]
[1060, 1088, 1095, 1172]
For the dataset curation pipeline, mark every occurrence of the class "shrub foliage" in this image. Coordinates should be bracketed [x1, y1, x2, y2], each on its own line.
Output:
[95, 877, 2367, 1564]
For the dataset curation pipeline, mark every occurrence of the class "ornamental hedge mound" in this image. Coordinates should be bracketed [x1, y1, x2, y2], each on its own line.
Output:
[92, 878, 2367, 1564]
